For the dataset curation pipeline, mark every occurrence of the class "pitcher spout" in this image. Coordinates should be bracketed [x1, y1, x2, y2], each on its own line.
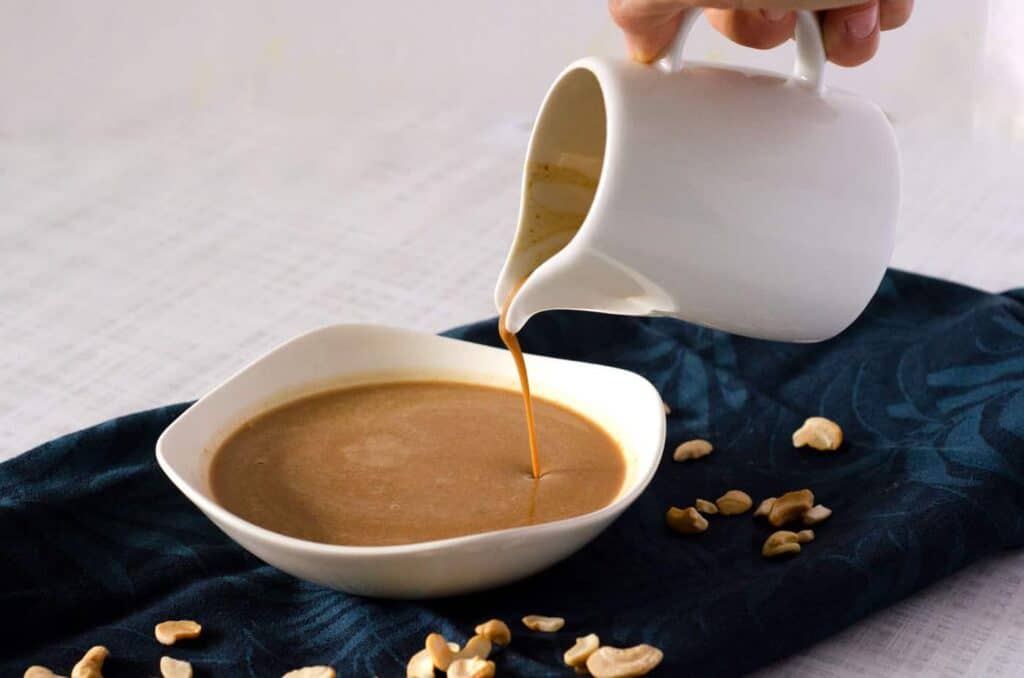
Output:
[501, 245, 672, 335]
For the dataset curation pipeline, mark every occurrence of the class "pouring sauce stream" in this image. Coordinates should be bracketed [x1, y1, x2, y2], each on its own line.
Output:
[499, 278, 541, 479]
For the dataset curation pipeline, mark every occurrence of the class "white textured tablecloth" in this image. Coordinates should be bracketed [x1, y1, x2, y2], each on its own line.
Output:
[3, 1, 1023, 675]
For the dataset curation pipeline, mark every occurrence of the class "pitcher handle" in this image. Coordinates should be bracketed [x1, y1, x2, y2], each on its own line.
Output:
[656, 9, 826, 94]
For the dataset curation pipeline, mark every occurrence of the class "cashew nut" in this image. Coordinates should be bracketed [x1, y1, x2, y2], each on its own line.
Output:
[792, 417, 843, 451]
[159, 656, 192, 678]
[281, 668, 335, 678]
[426, 633, 456, 670]
[662, 402, 671, 415]
[585, 644, 663, 678]
[564, 633, 600, 668]
[673, 439, 712, 462]
[24, 668, 65, 678]
[715, 490, 752, 515]
[70, 646, 108, 678]
[753, 497, 776, 518]
[474, 619, 511, 645]
[405, 649, 434, 678]
[522, 615, 565, 632]
[796, 529, 815, 543]
[457, 635, 492, 661]
[665, 506, 708, 534]
[694, 498, 718, 514]
[427, 633, 490, 670]
[803, 504, 832, 525]
[447, 657, 496, 678]
[768, 489, 814, 527]
[154, 620, 202, 646]
[763, 531, 802, 557]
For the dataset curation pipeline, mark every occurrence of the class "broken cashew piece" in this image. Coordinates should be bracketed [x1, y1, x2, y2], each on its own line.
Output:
[447, 657, 496, 678]
[154, 620, 202, 646]
[768, 489, 814, 527]
[456, 635, 492, 662]
[282, 668, 335, 678]
[694, 498, 718, 514]
[666, 506, 708, 534]
[586, 644, 664, 678]
[522, 614, 565, 632]
[70, 646, 108, 678]
[673, 439, 712, 462]
[564, 633, 600, 668]
[474, 619, 511, 646]
[715, 490, 752, 515]
[763, 531, 802, 557]
[425, 634, 463, 670]
[160, 656, 193, 678]
[662, 401, 671, 415]
[803, 504, 832, 525]
[405, 649, 434, 678]
[796, 529, 815, 544]
[408, 644, 460, 677]
[426, 633, 490, 671]
[24, 668, 65, 678]
[753, 497, 776, 519]
[792, 417, 843, 451]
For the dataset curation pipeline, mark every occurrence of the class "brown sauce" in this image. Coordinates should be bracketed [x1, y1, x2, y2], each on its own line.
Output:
[209, 381, 625, 546]
[499, 278, 540, 479]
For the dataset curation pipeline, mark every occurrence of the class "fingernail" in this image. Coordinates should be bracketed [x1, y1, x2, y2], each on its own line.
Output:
[761, 9, 789, 22]
[844, 4, 879, 39]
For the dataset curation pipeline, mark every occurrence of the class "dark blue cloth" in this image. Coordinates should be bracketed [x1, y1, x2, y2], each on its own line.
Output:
[3, 270, 1024, 677]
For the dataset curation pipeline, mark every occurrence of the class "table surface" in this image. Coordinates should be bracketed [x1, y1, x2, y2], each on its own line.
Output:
[3, 1, 1023, 675]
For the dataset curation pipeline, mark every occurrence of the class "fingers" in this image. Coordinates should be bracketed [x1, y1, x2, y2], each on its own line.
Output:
[879, 0, 913, 30]
[610, 1, 799, 62]
[611, 0, 911, 67]
[821, 1, 879, 67]
[704, 9, 796, 51]
[608, 0, 689, 63]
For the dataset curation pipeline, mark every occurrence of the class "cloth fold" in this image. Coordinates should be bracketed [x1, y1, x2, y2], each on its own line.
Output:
[2, 270, 1023, 676]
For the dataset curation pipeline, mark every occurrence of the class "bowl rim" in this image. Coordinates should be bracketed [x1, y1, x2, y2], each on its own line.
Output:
[155, 323, 665, 558]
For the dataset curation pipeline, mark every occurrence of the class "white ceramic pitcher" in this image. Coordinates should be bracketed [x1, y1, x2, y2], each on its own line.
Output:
[495, 9, 900, 342]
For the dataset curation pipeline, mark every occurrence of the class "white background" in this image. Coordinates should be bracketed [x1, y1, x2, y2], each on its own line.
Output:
[2, 2, 1023, 675]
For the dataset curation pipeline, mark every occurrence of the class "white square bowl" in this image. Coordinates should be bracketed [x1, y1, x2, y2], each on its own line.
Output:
[156, 324, 665, 598]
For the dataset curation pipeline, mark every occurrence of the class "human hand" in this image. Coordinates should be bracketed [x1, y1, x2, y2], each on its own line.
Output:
[609, 0, 912, 67]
